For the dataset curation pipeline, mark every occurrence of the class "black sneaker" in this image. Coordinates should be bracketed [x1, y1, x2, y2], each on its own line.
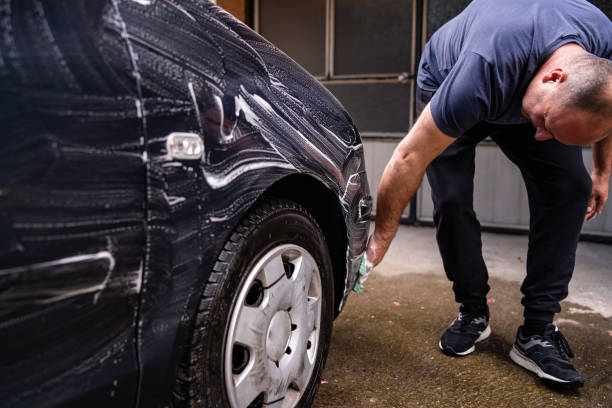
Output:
[509, 324, 585, 388]
[439, 308, 490, 356]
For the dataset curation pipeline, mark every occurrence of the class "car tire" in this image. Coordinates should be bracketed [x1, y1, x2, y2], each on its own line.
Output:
[174, 197, 334, 408]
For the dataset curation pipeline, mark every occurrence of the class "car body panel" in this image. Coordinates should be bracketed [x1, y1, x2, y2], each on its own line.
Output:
[0, 1, 370, 407]
[0, 2, 146, 405]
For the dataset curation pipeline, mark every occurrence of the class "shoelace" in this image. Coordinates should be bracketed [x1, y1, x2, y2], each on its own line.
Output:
[536, 328, 575, 360]
[449, 312, 485, 335]
[551, 329, 575, 358]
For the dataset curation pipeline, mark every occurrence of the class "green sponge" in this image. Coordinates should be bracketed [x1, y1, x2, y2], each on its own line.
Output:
[352, 254, 368, 293]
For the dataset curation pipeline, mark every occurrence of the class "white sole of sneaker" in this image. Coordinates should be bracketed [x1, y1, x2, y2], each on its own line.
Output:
[439, 324, 491, 356]
[509, 345, 571, 383]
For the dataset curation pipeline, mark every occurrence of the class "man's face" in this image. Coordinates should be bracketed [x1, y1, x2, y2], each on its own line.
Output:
[522, 94, 611, 146]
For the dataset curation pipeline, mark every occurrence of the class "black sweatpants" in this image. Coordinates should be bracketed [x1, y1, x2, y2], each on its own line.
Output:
[416, 87, 592, 323]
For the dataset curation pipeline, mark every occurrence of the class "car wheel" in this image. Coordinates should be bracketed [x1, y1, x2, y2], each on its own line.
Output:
[174, 198, 334, 408]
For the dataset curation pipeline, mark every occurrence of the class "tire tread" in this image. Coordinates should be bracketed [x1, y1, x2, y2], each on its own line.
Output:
[172, 198, 326, 408]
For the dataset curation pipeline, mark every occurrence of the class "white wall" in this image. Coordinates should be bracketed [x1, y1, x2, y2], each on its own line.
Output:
[363, 139, 412, 219]
[364, 140, 612, 237]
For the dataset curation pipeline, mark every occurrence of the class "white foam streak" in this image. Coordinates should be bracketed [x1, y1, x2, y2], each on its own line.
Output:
[214, 95, 239, 142]
[0, 251, 115, 304]
[162, 192, 186, 206]
[203, 161, 294, 189]
[134, 261, 143, 293]
[187, 81, 203, 133]
[209, 215, 231, 222]
[340, 173, 360, 207]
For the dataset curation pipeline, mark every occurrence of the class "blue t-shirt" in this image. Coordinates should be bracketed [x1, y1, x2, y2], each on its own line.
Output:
[417, 0, 612, 137]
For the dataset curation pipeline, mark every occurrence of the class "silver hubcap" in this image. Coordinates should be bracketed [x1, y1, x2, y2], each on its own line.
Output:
[224, 244, 322, 408]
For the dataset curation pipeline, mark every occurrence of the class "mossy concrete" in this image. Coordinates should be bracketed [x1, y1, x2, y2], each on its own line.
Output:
[314, 227, 611, 408]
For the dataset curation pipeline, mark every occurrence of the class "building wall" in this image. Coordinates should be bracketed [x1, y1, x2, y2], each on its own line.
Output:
[217, 0, 248, 22]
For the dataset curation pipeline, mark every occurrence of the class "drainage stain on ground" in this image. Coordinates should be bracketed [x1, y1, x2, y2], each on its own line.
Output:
[314, 273, 611, 408]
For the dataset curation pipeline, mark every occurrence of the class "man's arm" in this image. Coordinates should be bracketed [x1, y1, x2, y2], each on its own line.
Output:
[366, 103, 455, 265]
[586, 135, 612, 221]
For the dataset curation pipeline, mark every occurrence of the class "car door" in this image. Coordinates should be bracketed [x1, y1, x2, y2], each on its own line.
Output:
[0, 1, 144, 406]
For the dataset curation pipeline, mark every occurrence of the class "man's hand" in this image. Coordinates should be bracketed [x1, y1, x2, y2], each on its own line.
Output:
[588, 136, 612, 221]
[366, 233, 386, 267]
[586, 170, 610, 221]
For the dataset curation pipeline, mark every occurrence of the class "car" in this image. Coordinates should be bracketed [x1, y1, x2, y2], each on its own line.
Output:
[0, 1, 371, 407]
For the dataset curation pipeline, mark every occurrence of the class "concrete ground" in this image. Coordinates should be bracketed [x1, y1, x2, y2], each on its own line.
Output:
[313, 225, 612, 408]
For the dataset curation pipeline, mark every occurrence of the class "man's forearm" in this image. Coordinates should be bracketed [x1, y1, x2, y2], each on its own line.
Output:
[374, 150, 427, 244]
[368, 104, 454, 265]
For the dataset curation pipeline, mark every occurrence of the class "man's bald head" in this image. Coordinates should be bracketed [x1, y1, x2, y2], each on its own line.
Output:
[561, 53, 612, 120]
[522, 48, 611, 146]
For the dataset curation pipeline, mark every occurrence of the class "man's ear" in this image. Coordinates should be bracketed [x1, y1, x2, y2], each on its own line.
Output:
[542, 68, 568, 83]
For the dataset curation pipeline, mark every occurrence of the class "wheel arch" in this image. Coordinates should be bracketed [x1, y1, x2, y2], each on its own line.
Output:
[264, 173, 348, 318]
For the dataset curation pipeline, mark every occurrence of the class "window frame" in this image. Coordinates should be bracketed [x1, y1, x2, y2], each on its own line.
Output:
[253, 0, 419, 138]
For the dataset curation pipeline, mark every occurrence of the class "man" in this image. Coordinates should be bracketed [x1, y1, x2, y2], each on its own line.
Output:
[366, 0, 612, 388]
